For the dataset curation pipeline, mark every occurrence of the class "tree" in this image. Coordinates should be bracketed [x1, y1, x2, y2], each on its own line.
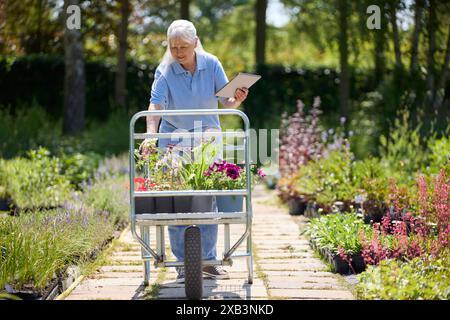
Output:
[63, 0, 85, 135]
[180, 0, 190, 20]
[388, 1, 403, 71]
[338, 0, 350, 120]
[115, 0, 131, 108]
[255, 0, 267, 67]
[410, 0, 424, 75]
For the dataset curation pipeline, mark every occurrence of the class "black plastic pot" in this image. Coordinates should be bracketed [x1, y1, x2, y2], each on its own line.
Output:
[309, 237, 366, 275]
[135, 196, 214, 214]
[287, 198, 307, 215]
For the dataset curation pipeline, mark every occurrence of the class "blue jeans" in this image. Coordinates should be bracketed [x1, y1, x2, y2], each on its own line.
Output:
[158, 120, 221, 261]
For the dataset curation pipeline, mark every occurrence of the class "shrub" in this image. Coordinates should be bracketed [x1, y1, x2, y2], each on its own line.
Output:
[81, 174, 129, 227]
[379, 109, 429, 186]
[292, 146, 355, 211]
[0, 104, 61, 159]
[0, 148, 72, 210]
[356, 256, 450, 300]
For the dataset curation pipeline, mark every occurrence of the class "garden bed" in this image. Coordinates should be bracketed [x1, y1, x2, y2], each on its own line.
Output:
[309, 237, 366, 275]
[2, 226, 126, 300]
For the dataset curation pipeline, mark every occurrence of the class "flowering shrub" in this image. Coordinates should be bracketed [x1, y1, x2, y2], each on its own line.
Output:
[278, 97, 323, 177]
[277, 97, 352, 203]
[359, 168, 450, 266]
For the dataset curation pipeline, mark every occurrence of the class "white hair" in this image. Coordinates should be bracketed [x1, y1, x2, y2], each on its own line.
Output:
[159, 20, 205, 68]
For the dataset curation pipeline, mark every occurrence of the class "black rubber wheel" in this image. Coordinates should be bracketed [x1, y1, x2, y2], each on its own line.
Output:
[184, 226, 203, 300]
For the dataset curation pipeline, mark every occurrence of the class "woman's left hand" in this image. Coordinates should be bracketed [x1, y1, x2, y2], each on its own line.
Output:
[234, 87, 249, 103]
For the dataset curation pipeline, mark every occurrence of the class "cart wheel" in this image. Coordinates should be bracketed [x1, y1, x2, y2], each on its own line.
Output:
[184, 226, 203, 300]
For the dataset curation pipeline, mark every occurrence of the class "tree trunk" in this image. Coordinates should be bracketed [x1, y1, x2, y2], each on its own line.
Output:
[338, 0, 350, 120]
[374, 6, 387, 86]
[389, 2, 403, 70]
[180, 0, 190, 20]
[63, 0, 85, 135]
[434, 24, 450, 110]
[410, 0, 424, 75]
[426, 0, 436, 109]
[115, 0, 130, 108]
[255, 0, 267, 67]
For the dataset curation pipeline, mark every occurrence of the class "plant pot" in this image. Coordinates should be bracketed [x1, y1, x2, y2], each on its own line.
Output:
[155, 197, 174, 213]
[287, 198, 307, 215]
[135, 197, 156, 214]
[174, 196, 193, 213]
[330, 252, 366, 275]
[191, 196, 214, 213]
[217, 195, 243, 213]
[305, 201, 320, 218]
[309, 238, 366, 275]
[135, 197, 174, 214]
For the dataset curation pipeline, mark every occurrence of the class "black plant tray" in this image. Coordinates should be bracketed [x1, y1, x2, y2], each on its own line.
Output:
[309, 237, 366, 275]
[135, 195, 214, 214]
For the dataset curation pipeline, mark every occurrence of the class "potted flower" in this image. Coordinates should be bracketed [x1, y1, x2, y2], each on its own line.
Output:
[134, 139, 185, 214]
[204, 160, 266, 212]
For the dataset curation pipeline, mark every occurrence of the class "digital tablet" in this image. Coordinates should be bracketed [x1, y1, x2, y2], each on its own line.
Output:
[215, 73, 262, 98]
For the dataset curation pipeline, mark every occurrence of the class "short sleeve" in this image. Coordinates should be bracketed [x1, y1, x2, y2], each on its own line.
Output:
[214, 58, 229, 103]
[150, 68, 169, 109]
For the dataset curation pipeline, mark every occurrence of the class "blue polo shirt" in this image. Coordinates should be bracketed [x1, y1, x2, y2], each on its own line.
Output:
[150, 51, 229, 130]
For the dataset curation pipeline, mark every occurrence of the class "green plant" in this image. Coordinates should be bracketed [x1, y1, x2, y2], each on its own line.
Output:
[356, 256, 450, 300]
[0, 206, 114, 292]
[81, 174, 129, 226]
[306, 213, 371, 255]
[379, 109, 429, 186]
[293, 146, 356, 210]
[60, 152, 102, 189]
[0, 148, 72, 210]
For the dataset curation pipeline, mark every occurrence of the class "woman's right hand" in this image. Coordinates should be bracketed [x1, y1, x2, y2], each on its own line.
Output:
[139, 138, 158, 157]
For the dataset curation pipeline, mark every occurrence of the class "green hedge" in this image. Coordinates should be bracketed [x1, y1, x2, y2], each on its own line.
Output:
[0, 55, 378, 130]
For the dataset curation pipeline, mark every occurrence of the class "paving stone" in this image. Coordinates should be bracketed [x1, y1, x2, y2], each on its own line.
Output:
[269, 289, 354, 300]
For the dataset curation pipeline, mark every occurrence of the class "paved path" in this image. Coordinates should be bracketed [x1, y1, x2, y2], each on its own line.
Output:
[65, 186, 354, 300]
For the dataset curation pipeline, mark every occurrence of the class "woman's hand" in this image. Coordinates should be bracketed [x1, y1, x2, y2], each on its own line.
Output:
[234, 87, 249, 103]
[139, 138, 158, 157]
[222, 87, 249, 109]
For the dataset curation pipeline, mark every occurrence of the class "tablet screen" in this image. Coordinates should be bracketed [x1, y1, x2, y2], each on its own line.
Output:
[215, 73, 261, 98]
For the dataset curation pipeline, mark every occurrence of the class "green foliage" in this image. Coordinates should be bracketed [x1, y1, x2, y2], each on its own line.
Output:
[379, 109, 429, 185]
[178, 141, 220, 190]
[356, 256, 450, 300]
[81, 174, 129, 226]
[294, 147, 355, 206]
[306, 213, 371, 255]
[351, 157, 389, 203]
[0, 103, 62, 159]
[0, 207, 114, 291]
[59, 152, 102, 189]
[0, 148, 72, 210]
[80, 110, 131, 156]
[0, 104, 131, 159]
[426, 132, 450, 175]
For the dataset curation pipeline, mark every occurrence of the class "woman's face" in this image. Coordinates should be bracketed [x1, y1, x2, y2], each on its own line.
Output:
[169, 37, 196, 65]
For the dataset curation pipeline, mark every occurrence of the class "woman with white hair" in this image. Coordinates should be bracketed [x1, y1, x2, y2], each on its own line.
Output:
[145, 19, 249, 282]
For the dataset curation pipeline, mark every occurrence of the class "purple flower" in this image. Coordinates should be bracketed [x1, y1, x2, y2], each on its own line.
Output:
[226, 166, 240, 179]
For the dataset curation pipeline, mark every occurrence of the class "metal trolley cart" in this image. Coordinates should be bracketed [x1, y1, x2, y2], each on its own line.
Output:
[129, 109, 253, 300]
